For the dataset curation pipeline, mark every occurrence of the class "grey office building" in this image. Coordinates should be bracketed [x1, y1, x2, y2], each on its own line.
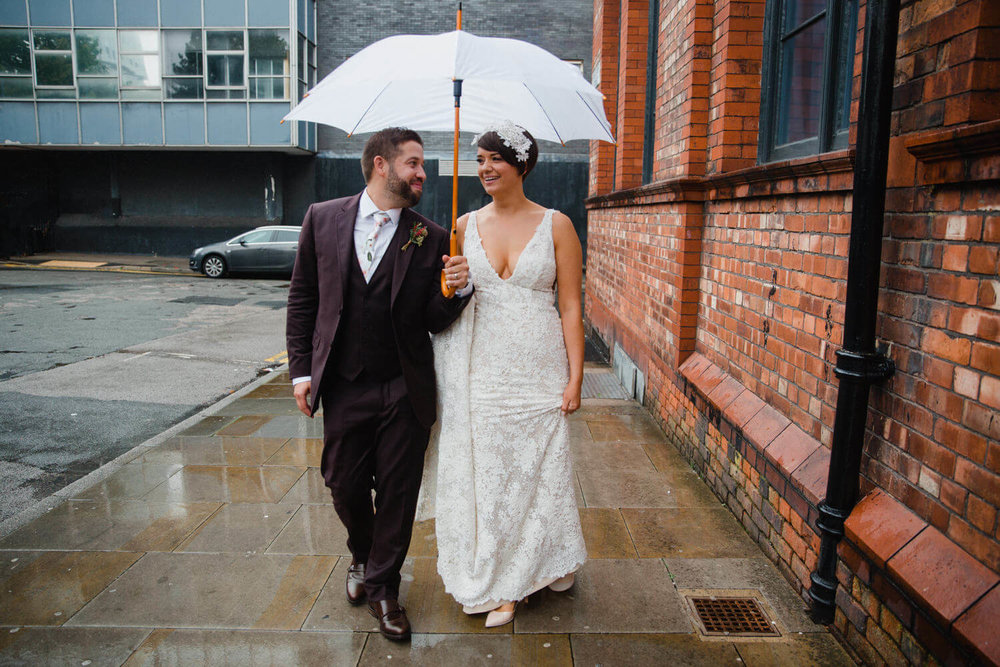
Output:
[0, 0, 593, 257]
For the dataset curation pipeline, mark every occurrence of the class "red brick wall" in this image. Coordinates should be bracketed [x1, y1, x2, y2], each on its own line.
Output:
[586, 0, 1000, 662]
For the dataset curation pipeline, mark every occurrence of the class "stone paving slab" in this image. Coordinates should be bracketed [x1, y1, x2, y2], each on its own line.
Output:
[0, 367, 854, 665]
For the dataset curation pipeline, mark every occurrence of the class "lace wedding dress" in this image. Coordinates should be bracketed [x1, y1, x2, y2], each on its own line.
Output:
[428, 208, 587, 613]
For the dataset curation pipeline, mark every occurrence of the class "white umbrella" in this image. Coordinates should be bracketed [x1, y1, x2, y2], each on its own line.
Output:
[285, 6, 614, 297]
[283, 29, 615, 144]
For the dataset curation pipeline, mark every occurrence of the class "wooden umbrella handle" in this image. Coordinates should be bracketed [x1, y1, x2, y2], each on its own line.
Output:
[440, 224, 458, 298]
[442, 3, 463, 299]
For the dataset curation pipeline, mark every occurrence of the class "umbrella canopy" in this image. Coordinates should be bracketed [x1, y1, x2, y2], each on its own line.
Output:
[283, 30, 614, 144]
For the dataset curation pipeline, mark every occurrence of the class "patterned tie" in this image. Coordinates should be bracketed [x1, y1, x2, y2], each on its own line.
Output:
[361, 210, 390, 280]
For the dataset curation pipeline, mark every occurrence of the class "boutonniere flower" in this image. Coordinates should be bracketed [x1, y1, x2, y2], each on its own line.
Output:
[401, 221, 428, 251]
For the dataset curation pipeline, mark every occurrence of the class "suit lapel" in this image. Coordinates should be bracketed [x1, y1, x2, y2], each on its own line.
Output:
[336, 193, 362, 297]
[391, 209, 417, 306]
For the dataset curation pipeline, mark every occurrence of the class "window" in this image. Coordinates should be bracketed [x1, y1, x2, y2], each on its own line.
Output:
[296, 32, 315, 101]
[206, 30, 245, 99]
[642, 0, 660, 183]
[274, 229, 299, 242]
[163, 29, 203, 99]
[119, 30, 160, 100]
[75, 30, 118, 99]
[758, 0, 857, 162]
[231, 229, 272, 244]
[33, 29, 74, 98]
[0, 29, 32, 99]
[248, 29, 289, 99]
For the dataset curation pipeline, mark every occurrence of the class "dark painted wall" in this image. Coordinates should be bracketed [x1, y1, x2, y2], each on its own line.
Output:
[312, 156, 589, 254]
[2, 149, 587, 259]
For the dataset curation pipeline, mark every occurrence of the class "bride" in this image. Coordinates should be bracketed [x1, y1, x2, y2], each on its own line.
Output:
[432, 120, 587, 628]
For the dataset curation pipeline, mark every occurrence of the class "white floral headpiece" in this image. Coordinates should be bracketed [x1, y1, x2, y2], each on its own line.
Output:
[471, 120, 532, 163]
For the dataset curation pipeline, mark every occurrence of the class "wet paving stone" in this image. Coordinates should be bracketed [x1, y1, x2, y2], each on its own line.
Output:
[577, 469, 721, 509]
[570, 441, 656, 471]
[250, 415, 324, 439]
[279, 467, 331, 504]
[140, 436, 289, 466]
[176, 503, 299, 553]
[0, 500, 220, 552]
[357, 632, 572, 666]
[622, 507, 762, 558]
[266, 504, 350, 555]
[0, 627, 150, 665]
[67, 552, 335, 630]
[264, 438, 323, 467]
[216, 415, 275, 436]
[578, 508, 638, 559]
[571, 633, 740, 666]
[123, 628, 365, 666]
[178, 416, 235, 436]
[0, 550, 142, 626]
[68, 462, 184, 501]
[141, 465, 305, 504]
[514, 559, 691, 634]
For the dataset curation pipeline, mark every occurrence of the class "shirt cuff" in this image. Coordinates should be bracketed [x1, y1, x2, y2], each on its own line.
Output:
[292, 376, 311, 385]
[455, 275, 474, 298]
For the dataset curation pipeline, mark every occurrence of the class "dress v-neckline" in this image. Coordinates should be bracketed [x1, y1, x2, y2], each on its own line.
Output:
[474, 209, 549, 283]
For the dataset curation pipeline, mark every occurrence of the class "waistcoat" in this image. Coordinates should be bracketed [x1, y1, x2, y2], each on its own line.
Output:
[329, 237, 402, 381]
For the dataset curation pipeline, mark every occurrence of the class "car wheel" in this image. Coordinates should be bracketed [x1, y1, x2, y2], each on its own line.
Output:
[202, 254, 227, 278]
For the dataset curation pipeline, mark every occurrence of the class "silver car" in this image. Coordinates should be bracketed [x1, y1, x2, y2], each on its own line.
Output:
[189, 226, 301, 278]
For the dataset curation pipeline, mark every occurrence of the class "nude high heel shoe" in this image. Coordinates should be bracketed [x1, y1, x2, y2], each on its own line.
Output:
[548, 572, 575, 592]
[484, 601, 517, 628]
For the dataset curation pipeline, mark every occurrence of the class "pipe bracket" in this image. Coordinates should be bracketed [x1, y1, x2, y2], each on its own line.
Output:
[833, 348, 895, 382]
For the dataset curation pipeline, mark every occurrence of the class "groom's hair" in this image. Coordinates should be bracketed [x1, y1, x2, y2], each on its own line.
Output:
[362, 127, 423, 182]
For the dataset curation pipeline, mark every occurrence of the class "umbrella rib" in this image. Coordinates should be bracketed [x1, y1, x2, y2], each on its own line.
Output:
[522, 83, 564, 145]
[578, 91, 616, 143]
[348, 82, 391, 137]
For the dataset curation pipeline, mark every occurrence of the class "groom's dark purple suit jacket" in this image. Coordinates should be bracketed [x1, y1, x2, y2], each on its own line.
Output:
[285, 192, 471, 428]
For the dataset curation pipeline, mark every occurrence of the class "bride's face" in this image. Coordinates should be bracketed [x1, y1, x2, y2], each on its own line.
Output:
[476, 148, 521, 195]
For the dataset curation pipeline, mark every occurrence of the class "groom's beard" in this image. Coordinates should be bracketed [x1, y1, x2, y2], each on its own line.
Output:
[387, 164, 422, 207]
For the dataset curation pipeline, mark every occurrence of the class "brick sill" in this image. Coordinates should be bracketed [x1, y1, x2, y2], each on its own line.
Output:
[678, 353, 829, 523]
[586, 149, 855, 209]
[843, 489, 1000, 665]
[905, 119, 1000, 162]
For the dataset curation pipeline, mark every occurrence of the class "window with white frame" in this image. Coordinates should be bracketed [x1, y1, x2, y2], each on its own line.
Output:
[33, 29, 74, 98]
[248, 29, 288, 99]
[119, 30, 160, 100]
[205, 30, 245, 99]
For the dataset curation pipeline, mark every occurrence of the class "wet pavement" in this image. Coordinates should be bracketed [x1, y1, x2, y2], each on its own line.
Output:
[0, 364, 856, 665]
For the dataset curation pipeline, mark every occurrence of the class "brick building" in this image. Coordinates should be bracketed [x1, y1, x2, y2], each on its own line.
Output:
[585, 0, 999, 663]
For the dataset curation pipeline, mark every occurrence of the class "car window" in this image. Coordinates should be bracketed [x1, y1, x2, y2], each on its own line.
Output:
[274, 229, 300, 242]
[234, 230, 273, 244]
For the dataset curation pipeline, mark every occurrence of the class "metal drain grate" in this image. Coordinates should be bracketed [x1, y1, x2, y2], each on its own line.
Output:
[688, 596, 779, 637]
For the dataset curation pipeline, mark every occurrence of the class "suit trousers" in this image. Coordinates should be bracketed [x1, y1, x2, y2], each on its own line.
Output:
[320, 373, 430, 602]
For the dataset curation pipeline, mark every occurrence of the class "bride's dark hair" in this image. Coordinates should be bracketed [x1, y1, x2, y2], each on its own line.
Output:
[476, 128, 539, 180]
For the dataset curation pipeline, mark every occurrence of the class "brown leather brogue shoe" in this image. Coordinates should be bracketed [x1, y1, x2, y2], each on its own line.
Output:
[346, 561, 366, 605]
[368, 599, 411, 641]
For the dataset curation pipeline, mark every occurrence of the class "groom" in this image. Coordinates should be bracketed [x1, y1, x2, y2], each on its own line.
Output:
[286, 127, 471, 640]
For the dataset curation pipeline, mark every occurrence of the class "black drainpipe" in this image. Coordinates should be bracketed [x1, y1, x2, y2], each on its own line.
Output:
[808, 0, 900, 624]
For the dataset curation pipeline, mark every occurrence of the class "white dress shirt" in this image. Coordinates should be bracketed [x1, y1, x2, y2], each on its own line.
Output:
[292, 188, 471, 386]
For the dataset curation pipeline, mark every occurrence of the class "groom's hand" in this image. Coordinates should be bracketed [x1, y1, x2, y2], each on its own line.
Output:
[293, 381, 313, 418]
[442, 254, 470, 290]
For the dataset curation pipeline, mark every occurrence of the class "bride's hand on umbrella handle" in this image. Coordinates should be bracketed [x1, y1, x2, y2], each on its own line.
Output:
[441, 254, 469, 295]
